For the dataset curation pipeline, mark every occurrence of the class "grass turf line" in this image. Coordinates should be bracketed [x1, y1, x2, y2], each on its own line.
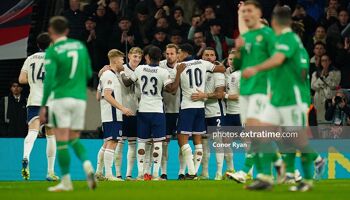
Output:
[0, 180, 349, 200]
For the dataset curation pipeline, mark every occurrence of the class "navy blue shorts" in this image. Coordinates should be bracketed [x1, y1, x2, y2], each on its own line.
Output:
[137, 112, 166, 142]
[27, 106, 40, 124]
[225, 114, 242, 126]
[122, 115, 138, 140]
[206, 116, 226, 127]
[177, 108, 206, 135]
[166, 113, 178, 137]
[102, 121, 123, 141]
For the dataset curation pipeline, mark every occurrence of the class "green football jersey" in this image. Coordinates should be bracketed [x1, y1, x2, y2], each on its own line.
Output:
[42, 37, 92, 105]
[234, 26, 276, 95]
[299, 47, 311, 106]
[269, 28, 309, 107]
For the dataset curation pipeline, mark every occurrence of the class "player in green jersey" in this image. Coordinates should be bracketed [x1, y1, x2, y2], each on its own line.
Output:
[243, 6, 318, 192]
[226, 0, 281, 186]
[40, 16, 96, 192]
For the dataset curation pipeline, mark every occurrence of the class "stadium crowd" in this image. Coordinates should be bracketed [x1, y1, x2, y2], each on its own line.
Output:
[1, 0, 350, 138]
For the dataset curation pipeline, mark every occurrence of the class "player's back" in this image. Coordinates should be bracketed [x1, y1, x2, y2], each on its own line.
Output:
[180, 59, 214, 109]
[159, 60, 180, 113]
[134, 64, 171, 113]
[46, 38, 92, 100]
[226, 68, 241, 114]
[22, 52, 46, 106]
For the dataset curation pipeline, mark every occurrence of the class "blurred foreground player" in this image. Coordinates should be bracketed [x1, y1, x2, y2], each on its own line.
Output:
[19, 33, 58, 181]
[40, 16, 96, 191]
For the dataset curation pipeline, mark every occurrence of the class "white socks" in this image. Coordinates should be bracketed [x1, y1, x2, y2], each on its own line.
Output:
[61, 174, 72, 187]
[181, 144, 195, 175]
[161, 141, 168, 175]
[137, 142, 146, 177]
[201, 138, 210, 177]
[144, 142, 152, 175]
[114, 141, 124, 177]
[104, 149, 114, 177]
[216, 152, 224, 176]
[224, 152, 234, 171]
[46, 135, 56, 174]
[178, 151, 186, 175]
[126, 141, 136, 177]
[83, 160, 94, 175]
[23, 129, 39, 161]
[96, 146, 105, 174]
[194, 144, 203, 174]
[152, 142, 163, 177]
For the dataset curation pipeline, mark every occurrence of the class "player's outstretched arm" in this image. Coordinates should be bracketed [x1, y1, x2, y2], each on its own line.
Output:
[242, 53, 286, 78]
[120, 71, 135, 87]
[104, 89, 134, 116]
[165, 63, 186, 93]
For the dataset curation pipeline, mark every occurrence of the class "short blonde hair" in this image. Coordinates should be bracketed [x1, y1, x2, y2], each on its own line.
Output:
[166, 43, 179, 52]
[128, 47, 143, 55]
[108, 49, 124, 60]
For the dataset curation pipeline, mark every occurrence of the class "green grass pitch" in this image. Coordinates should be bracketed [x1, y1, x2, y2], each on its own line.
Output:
[0, 180, 349, 200]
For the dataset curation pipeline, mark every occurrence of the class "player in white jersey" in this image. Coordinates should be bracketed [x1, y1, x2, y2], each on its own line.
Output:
[113, 47, 142, 180]
[120, 46, 184, 180]
[158, 44, 181, 180]
[18, 33, 58, 181]
[98, 49, 133, 181]
[176, 44, 226, 180]
[193, 47, 226, 180]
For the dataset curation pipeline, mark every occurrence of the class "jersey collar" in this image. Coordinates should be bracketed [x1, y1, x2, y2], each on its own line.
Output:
[184, 56, 194, 62]
[54, 36, 67, 44]
[281, 28, 292, 34]
[126, 63, 134, 71]
[149, 63, 158, 67]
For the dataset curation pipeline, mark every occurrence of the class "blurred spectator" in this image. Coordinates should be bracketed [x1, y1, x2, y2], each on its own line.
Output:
[187, 15, 204, 41]
[109, 17, 142, 55]
[94, 5, 112, 70]
[133, 6, 153, 47]
[200, 5, 216, 33]
[155, 16, 170, 31]
[62, 0, 86, 41]
[106, 0, 121, 23]
[147, 0, 173, 19]
[327, 8, 349, 58]
[292, 4, 317, 43]
[325, 90, 350, 126]
[298, 0, 325, 22]
[170, 6, 190, 39]
[169, 30, 183, 45]
[0, 81, 27, 138]
[82, 17, 97, 70]
[320, 0, 339, 28]
[311, 54, 341, 123]
[310, 42, 327, 77]
[306, 25, 327, 54]
[191, 29, 207, 59]
[206, 19, 234, 61]
[335, 37, 350, 88]
[151, 28, 169, 52]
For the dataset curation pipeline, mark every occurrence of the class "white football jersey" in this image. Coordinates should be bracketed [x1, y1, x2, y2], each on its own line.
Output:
[99, 70, 123, 122]
[225, 67, 241, 114]
[121, 64, 139, 113]
[131, 64, 172, 113]
[178, 59, 215, 109]
[205, 72, 226, 118]
[159, 60, 180, 113]
[21, 52, 46, 106]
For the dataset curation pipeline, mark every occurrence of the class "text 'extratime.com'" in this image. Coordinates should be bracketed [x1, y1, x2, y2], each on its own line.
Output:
[212, 130, 299, 139]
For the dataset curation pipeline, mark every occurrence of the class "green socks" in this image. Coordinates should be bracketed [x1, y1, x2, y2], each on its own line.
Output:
[242, 153, 255, 174]
[69, 138, 88, 162]
[57, 141, 71, 176]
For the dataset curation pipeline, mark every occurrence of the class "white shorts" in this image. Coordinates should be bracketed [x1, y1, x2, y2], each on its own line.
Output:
[260, 103, 308, 126]
[239, 94, 268, 124]
[50, 98, 86, 130]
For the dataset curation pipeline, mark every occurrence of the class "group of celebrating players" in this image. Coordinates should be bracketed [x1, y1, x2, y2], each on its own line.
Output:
[19, 0, 326, 192]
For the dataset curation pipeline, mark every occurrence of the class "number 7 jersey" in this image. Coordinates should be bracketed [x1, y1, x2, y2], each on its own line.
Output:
[42, 37, 92, 105]
[21, 52, 46, 106]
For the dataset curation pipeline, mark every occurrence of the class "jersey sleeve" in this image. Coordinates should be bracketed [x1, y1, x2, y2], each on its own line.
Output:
[214, 73, 225, 88]
[300, 48, 310, 69]
[130, 67, 139, 82]
[274, 34, 297, 58]
[265, 29, 276, 55]
[21, 57, 30, 73]
[42, 49, 57, 106]
[101, 72, 115, 91]
[203, 60, 215, 72]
